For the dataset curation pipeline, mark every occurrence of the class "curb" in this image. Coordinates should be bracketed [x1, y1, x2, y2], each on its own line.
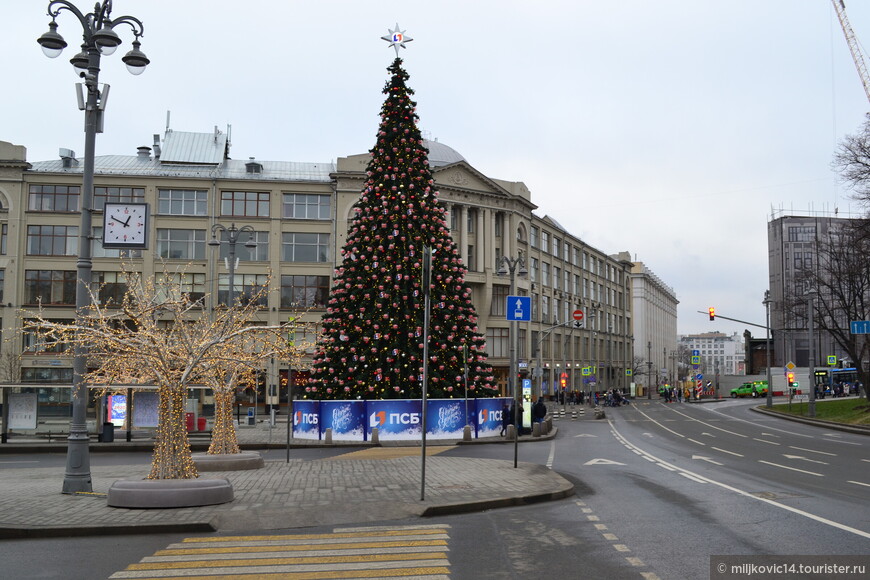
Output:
[0, 521, 216, 540]
[750, 405, 870, 435]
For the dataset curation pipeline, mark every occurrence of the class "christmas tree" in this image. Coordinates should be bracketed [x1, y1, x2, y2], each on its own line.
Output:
[308, 57, 497, 400]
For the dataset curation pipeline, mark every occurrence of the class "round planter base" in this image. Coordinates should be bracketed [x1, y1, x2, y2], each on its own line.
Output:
[193, 451, 265, 471]
[107, 478, 234, 509]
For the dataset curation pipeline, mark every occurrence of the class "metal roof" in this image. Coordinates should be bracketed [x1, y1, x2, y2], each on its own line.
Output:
[28, 155, 335, 182]
[159, 130, 227, 164]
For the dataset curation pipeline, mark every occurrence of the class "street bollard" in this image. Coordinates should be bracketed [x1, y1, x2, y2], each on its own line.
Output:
[506, 424, 517, 440]
[463, 425, 472, 441]
[532, 422, 541, 437]
[324, 428, 333, 444]
[371, 427, 379, 444]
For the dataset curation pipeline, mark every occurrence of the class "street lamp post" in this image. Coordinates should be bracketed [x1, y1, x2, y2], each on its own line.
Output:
[806, 289, 818, 417]
[209, 223, 257, 306]
[37, 0, 149, 494]
[497, 255, 527, 469]
[764, 291, 774, 409]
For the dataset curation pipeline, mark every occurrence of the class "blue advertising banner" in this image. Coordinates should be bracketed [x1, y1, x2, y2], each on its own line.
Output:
[107, 394, 127, 427]
[426, 399, 468, 439]
[367, 399, 422, 440]
[319, 400, 364, 441]
[475, 397, 510, 437]
[292, 400, 320, 440]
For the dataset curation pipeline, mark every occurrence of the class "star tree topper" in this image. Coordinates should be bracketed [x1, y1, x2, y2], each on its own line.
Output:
[382, 23, 413, 56]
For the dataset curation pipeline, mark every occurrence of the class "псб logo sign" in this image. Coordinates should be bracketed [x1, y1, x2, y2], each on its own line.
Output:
[294, 411, 318, 426]
[478, 408, 503, 424]
[369, 410, 420, 427]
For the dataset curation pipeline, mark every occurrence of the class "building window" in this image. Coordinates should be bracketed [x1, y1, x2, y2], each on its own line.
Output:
[157, 229, 206, 260]
[553, 237, 560, 257]
[541, 231, 549, 254]
[530, 257, 539, 283]
[281, 232, 330, 262]
[542, 295, 550, 322]
[221, 191, 270, 217]
[28, 184, 79, 212]
[495, 213, 503, 238]
[0, 224, 6, 255]
[788, 226, 816, 242]
[92, 227, 142, 258]
[282, 193, 331, 220]
[553, 266, 560, 289]
[218, 273, 268, 307]
[24, 270, 77, 305]
[530, 226, 539, 249]
[466, 245, 476, 271]
[280, 275, 329, 308]
[94, 187, 145, 211]
[94, 271, 127, 306]
[158, 189, 207, 216]
[450, 207, 459, 231]
[159, 272, 206, 303]
[485, 327, 509, 358]
[26, 225, 78, 256]
[467, 209, 477, 233]
[0, 269, 4, 302]
[216, 231, 269, 261]
[542, 262, 550, 287]
[490, 285, 509, 316]
[22, 368, 74, 382]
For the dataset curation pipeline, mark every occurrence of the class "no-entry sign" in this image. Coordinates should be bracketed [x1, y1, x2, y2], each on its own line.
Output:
[573, 309, 584, 321]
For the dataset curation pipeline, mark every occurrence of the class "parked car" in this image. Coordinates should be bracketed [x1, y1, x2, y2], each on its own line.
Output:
[730, 382, 768, 398]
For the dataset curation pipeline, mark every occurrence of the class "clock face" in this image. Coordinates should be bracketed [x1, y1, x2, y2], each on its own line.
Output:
[102, 202, 149, 249]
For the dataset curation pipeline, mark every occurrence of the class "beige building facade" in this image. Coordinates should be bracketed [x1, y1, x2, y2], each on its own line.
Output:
[0, 129, 638, 414]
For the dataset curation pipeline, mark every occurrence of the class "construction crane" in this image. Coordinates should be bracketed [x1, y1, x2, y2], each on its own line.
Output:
[831, 0, 870, 103]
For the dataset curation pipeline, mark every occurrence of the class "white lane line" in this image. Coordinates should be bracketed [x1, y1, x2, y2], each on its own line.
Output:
[635, 408, 686, 438]
[680, 472, 709, 483]
[711, 447, 744, 457]
[546, 440, 556, 469]
[704, 406, 813, 438]
[753, 437, 781, 445]
[608, 422, 870, 540]
[665, 406, 749, 438]
[848, 481, 870, 488]
[789, 445, 836, 457]
[758, 460, 823, 477]
[687, 438, 706, 446]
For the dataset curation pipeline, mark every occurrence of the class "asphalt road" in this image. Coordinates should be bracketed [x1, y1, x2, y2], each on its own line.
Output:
[0, 399, 867, 579]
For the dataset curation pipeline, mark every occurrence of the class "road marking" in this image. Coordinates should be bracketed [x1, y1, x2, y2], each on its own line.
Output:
[680, 472, 708, 483]
[111, 525, 453, 579]
[634, 409, 685, 438]
[711, 447, 743, 457]
[688, 438, 706, 446]
[584, 458, 626, 466]
[848, 480, 870, 488]
[0, 461, 39, 464]
[692, 455, 723, 466]
[546, 440, 556, 469]
[760, 432, 780, 438]
[581, 508, 593, 514]
[665, 407, 748, 438]
[608, 422, 870, 540]
[782, 454, 828, 465]
[594, 523, 608, 531]
[860, 459, 870, 463]
[626, 557, 645, 566]
[753, 437, 781, 445]
[705, 406, 812, 438]
[574, 433, 598, 437]
[701, 432, 715, 437]
[823, 435, 861, 446]
[641, 573, 663, 580]
[602, 533, 618, 541]
[789, 445, 836, 457]
[587, 515, 601, 521]
[758, 460, 823, 477]
[613, 544, 631, 552]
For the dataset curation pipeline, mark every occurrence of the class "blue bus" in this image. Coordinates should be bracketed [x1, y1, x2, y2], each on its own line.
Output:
[813, 367, 859, 398]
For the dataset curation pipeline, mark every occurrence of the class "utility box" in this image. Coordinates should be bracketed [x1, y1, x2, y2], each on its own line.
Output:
[247, 407, 255, 426]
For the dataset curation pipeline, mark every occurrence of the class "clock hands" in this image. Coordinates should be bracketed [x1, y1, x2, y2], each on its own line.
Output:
[111, 215, 132, 227]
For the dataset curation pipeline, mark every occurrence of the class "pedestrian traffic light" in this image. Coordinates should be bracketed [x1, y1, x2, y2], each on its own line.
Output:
[709, 307, 715, 321]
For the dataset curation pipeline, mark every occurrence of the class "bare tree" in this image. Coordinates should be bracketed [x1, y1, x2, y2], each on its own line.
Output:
[834, 113, 870, 203]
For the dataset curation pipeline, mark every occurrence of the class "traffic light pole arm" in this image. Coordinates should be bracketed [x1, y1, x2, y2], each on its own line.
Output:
[697, 310, 769, 331]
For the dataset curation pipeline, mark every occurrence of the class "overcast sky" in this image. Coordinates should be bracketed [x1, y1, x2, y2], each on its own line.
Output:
[4, 1, 870, 340]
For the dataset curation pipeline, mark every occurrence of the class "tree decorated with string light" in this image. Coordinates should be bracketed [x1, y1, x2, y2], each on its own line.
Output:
[309, 31, 497, 400]
[21, 267, 296, 478]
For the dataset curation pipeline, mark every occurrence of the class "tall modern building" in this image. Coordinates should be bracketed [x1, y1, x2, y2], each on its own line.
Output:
[0, 128, 651, 417]
[767, 211, 854, 368]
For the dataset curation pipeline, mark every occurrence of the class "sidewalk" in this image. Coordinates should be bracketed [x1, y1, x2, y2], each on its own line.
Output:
[0, 416, 576, 539]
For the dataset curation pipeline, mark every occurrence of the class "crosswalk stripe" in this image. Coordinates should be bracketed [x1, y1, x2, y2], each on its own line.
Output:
[110, 525, 452, 580]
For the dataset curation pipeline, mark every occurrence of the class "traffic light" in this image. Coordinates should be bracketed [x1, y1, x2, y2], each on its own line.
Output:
[787, 372, 795, 387]
[709, 307, 715, 321]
